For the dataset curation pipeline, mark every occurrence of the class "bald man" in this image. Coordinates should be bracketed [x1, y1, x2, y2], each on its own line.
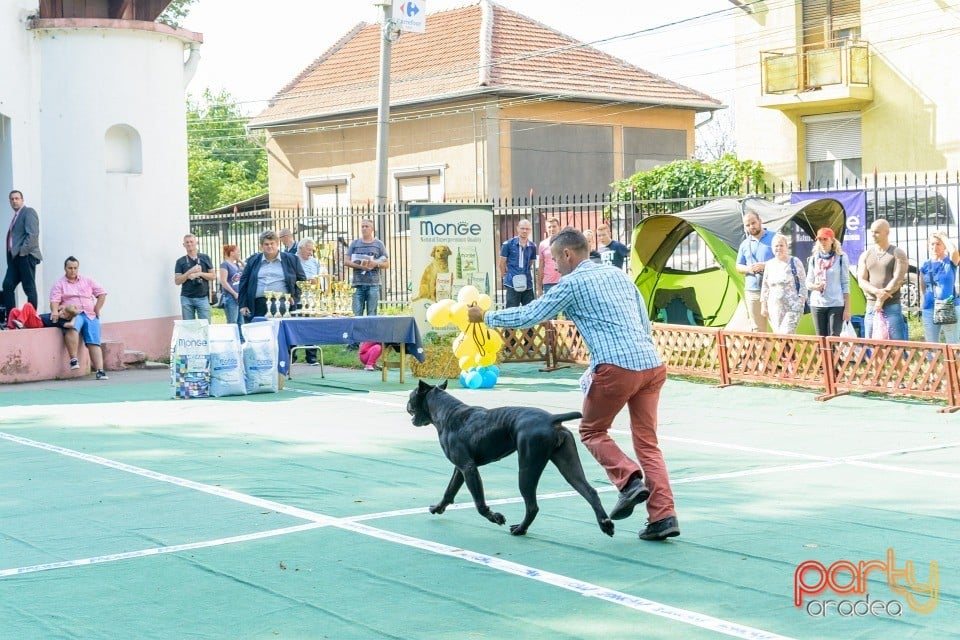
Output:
[857, 219, 908, 340]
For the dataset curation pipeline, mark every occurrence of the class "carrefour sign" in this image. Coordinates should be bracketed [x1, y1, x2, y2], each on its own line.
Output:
[394, 0, 426, 33]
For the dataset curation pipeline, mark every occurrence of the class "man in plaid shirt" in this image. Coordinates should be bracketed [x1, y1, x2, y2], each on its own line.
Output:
[470, 228, 679, 541]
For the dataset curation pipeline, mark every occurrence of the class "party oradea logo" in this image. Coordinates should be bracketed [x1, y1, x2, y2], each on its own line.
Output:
[794, 548, 938, 617]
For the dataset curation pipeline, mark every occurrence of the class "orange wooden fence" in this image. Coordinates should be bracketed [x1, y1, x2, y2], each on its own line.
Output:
[500, 321, 960, 412]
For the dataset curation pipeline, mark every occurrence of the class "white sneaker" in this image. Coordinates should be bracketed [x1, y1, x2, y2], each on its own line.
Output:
[69, 358, 80, 370]
[96, 370, 109, 381]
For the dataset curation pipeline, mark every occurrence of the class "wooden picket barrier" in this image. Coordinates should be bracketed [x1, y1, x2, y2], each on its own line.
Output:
[500, 321, 960, 412]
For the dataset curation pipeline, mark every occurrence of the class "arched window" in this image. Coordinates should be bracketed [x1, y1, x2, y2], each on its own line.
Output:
[105, 124, 142, 174]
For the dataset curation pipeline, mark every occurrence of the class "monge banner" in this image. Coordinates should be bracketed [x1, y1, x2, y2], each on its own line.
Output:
[409, 203, 495, 334]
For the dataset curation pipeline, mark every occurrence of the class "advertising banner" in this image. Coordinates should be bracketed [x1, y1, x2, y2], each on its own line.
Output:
[790, 190, 867, 266]
[409, 203, 495, 334]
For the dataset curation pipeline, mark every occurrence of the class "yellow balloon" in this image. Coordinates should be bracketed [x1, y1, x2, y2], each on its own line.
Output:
[475, 351, 498, 367]
[455, 335, 480, 359]
[484, 328, 504, 353]
[458, 355, 474, 371]
[450, 303, 470, 331]
[457, 285, 480, 306]
[477, 294, 492, 311]
[425, 299, 455, 328]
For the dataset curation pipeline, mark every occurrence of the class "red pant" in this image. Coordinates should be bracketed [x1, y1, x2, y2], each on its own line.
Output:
[580, 364, 675, 522]
[8, 302, 44, 329]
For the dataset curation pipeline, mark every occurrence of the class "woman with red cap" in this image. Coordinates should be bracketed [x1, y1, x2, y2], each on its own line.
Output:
[804, 227, 851, 336]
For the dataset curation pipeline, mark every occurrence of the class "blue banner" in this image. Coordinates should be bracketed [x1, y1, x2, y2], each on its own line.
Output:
[790, 190, 867, 266]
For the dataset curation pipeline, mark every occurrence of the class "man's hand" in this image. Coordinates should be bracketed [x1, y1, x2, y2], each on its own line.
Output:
[467, 307, 485, 323]
[751, 263, 765, 274]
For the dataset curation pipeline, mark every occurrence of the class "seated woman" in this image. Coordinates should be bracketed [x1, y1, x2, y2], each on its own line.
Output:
[49, 256, 109, 380]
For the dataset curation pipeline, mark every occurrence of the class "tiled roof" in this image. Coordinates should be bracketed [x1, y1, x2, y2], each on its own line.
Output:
[250, 1, 721, 128]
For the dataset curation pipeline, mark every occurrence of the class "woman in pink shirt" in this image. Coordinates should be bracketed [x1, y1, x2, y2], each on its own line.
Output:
[537, 217, 562, 296]
[49, 256, 109, 380]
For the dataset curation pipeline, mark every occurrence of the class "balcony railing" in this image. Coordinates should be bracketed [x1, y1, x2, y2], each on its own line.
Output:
[761, 41, 871, 96]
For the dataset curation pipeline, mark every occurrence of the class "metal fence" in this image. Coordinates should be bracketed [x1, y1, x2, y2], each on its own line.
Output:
[190, 175, 960, 308]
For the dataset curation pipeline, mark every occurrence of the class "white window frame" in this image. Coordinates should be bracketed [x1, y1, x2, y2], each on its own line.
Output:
[802, 112, 862, 186]
[391, 164, 446, 235]
[301, 173, 351, 212]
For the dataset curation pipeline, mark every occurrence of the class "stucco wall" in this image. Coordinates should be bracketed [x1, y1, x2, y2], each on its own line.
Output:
[734, 0, 960, 184]
[35, 26, 190, 326]
[0, 1, 43, 236]
[265, 98, 697, 208]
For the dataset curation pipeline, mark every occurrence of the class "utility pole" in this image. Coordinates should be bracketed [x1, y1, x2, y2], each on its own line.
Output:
[374, 1, 398, 212]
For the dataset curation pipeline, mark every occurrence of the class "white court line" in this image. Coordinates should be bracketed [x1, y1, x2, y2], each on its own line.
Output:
[0, 522, 328, 578]
[844, 460, 960, 479]
[0, 431, 792, 640]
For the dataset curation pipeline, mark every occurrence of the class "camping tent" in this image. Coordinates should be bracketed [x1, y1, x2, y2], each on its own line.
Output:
[630, 197, 867, 332]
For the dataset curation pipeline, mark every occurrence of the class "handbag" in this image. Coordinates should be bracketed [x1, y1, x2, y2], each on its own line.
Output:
[872, 310, 890, 340]
[788, 257, 810, 315]
[933, 298, 957, 325]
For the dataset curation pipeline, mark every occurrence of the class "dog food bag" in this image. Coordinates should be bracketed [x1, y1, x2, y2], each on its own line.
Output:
[170, 320, 211, 399]
[435, 272, 454, 300]
[209, 323, 246, 397]
[241, 320, 280, 394]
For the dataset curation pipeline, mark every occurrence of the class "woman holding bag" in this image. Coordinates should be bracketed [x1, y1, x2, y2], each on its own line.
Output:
[760, 233, 808, 334]
[805, 228, 851, 336]
[919, 231, 960, 343]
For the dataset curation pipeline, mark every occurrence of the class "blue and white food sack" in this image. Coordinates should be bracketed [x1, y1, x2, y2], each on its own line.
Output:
[209, 323, 246, 397]
[241, 320, 280, 394]
[170, 319, 211, 399]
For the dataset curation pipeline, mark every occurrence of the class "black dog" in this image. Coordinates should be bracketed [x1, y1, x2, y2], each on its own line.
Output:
[407, 380, 614, 537]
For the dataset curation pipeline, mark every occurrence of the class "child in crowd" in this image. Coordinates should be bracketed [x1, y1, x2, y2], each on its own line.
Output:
[39, 304, 80, 329]
[8, 303, 79, 330]
[358, 341, 381, 371]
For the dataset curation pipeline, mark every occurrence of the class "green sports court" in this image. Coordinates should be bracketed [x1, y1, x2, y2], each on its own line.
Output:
[1, 364, 956, 639]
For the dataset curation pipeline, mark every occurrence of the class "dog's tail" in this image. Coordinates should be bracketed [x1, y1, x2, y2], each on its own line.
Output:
[551, 411, 582, 425]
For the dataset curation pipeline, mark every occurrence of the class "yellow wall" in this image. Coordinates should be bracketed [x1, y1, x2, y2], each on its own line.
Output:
[733, 0, 960, 184]
[264, 98, 697, 207]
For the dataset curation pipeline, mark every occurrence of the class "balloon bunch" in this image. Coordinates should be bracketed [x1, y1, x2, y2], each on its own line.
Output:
[424, 285, 505, 388]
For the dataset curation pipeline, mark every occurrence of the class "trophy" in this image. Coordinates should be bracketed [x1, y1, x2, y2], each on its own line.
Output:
[264, 291, 276, 318]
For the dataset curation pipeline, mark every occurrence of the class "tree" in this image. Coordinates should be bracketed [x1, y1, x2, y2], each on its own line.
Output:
[187, 89, 267, 214]
[611, 154, 765, 203]
[694, 110, 737, 162]
[157, 0, 197, 28]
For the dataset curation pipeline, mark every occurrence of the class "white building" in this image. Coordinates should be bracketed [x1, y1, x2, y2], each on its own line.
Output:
[0, 0, 200, 358]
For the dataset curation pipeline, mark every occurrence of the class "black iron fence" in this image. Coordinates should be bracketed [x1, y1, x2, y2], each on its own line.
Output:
[190, 175, 960, 308]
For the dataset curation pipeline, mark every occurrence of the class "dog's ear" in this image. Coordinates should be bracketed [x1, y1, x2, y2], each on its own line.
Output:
[438, 380, 448, 391]
[418, 379, 432, 393]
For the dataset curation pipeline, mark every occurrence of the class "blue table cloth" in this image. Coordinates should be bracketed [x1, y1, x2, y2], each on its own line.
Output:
[255, 316, 425, 375]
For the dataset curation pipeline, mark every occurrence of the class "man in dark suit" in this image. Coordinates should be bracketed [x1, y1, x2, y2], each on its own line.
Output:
[238, 229, 306, 319]
[4, 190, 42, 310]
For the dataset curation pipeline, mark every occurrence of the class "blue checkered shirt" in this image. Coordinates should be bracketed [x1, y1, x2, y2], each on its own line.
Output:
[484, 260, 662, 372]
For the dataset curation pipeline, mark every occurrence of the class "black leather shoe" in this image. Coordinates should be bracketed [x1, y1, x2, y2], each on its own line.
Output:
[608, 477, 649, 521]
[638, 515, 680, 541]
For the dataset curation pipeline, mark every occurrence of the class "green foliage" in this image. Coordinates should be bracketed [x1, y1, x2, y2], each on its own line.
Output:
[187, 89, 267, 214]
[611, 154, 765, 201]
[157, 0, 197, 28]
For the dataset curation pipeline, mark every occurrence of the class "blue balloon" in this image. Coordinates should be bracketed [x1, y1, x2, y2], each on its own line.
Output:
[459, 371, 469, 387]
[480, 369, 498, 388]
[488, 365, 500, 377]
[464, 370, 483, 389]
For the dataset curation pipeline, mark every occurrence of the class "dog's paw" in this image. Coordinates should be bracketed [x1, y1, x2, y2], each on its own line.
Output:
[600, 518, 615, 537]
[429, 503, 447, 515]
[509, 523, 528, 536]
[486, 511, 506, 526]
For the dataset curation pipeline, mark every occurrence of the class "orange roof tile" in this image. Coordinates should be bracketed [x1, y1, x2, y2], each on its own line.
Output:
[250, 1, 721, 128]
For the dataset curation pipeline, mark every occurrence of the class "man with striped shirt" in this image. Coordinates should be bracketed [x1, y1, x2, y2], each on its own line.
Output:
[469, 227, 679, 541]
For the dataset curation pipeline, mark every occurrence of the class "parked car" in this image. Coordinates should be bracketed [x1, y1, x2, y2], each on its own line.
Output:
[865, 186, 960, 310]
